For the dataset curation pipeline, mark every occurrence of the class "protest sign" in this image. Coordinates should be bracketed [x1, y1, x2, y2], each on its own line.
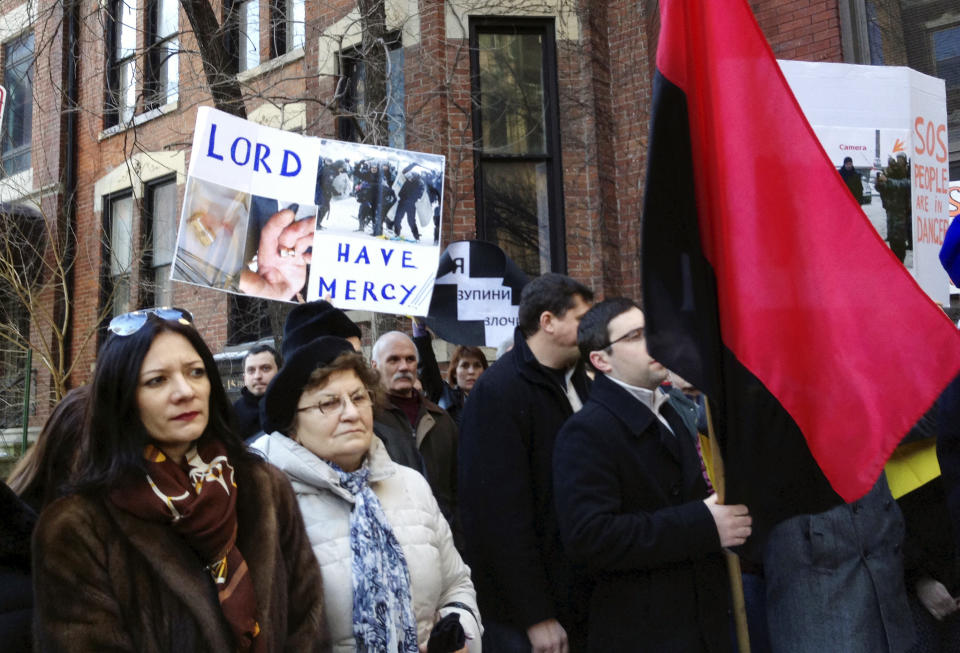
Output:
[780, 60, 951, 304]
[424, 240, 527, 347]
[171, 107, 444, 315]
[941, 180, 960, 289]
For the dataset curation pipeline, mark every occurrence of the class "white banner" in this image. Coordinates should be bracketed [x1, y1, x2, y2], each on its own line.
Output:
[781, 61, 951, 304]
[172, 107, 443, 315]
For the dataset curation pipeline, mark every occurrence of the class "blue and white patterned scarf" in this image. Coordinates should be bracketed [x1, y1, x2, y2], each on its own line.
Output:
[335, 463, 419, 653]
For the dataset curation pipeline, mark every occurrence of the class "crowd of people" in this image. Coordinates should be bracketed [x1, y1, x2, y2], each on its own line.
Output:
[2, 273, 959, 652]
[313, 157, 442, 242]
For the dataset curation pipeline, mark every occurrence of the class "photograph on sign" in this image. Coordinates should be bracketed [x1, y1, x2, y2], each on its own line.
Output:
[810, 125, 914, 267]
[781, 60, 952, 304]
[311, 139, 443, 244]
[170, 107, 444, 315]
[172, 176, 319, 302]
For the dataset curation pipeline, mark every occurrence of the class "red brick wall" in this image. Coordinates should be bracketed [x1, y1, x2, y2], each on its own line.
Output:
[750, 0, 844, 62]
[10, 0, 853, 419]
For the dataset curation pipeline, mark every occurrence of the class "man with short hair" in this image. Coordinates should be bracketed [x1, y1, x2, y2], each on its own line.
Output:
[553, 298, 751, 652]
[458, 272, 594, 653]
[233, 344, 280, 441]
[371, 331, 459, 525]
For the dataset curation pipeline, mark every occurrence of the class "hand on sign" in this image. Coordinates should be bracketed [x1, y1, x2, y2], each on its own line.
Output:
[239, 206, 316, 301]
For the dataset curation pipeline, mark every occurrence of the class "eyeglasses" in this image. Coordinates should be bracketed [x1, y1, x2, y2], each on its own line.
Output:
[108, 307, 194, 336]
[603, 326, 644, 350]
[297, 389, 374, 415]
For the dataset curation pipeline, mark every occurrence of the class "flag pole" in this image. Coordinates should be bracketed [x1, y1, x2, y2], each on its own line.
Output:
[705, 398, 751, 653]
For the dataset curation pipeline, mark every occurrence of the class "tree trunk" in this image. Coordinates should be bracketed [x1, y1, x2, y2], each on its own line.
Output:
[179, 0, 247, 118]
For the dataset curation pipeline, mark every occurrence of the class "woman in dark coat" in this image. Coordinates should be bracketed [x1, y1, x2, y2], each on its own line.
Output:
[0, 481, 35, 651]
[32, 308, 328, 652]
[7, 385, 89, 512]
[412, 322, 488, 427]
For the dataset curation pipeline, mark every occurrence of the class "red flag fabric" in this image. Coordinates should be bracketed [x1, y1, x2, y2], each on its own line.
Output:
[642, 0, 960, 523]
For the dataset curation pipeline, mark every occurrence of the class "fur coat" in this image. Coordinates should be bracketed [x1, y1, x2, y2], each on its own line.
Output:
[32, 460, 329, 652]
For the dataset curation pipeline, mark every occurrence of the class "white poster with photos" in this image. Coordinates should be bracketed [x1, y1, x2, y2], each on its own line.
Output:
[171, 107, 444, 315]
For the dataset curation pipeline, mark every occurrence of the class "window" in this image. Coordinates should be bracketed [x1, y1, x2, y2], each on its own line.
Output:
[104, 192, 135, 317]
[1, 32, 33, 176]
[238, 0, 260, 72]
[337, 34, 405, 149]
[145, 0, 178, 109]
[143, 178, 177, 306]
[470, 20, 564, 277]
[106, 0, 138, 126]
[933, 25, 960, 91]
[271, 0, 304, 58]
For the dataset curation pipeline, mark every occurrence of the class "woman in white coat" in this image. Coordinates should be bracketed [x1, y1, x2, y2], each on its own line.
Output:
[251, 335, 481, 652]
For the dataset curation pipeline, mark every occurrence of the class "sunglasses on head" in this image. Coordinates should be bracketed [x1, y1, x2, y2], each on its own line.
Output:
[107, 307, 195, 336]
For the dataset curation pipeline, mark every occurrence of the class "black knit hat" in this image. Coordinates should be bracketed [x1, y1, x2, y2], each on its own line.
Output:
[282, 300, 361, 359]
[260, 336, 355, 434]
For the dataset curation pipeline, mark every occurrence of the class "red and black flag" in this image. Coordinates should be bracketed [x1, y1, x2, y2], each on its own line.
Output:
[641, 0, 960, 532]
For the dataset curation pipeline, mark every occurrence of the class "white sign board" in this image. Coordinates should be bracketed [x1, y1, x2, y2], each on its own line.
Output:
[173, 107, 444, 315]
[780, 61, 951, 304]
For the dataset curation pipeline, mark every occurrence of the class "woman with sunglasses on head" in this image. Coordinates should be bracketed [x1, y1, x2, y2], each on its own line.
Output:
[250, 336, 481, 653]
[32, 308, 329, 652]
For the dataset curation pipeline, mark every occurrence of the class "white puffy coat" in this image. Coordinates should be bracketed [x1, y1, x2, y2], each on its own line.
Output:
[251, 433, 482, 652]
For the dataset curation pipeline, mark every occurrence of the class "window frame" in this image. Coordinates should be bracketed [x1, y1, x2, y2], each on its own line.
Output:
[336, 31, 405, 149]
[236, 0, 261, 72]
[1, 30, 34, 177]
[469, 17, 566, 275]
[105, 0, 139, 128]
[144, 0, 179, 111]
[270, 0, 304, 59]
[141, 175, 178, 307]
[931, 23, 960, 91]
[100, 189, 136, 326]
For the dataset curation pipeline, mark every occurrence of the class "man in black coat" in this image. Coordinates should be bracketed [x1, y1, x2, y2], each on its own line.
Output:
[458, 273, 594, 653]
[554, 298, 752, 652]
[233, 344, 280, 441]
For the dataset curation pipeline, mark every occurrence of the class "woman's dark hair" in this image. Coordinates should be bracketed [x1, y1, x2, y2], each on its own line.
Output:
[446, 346, 489, 387]
[7, 385, 90, 510]
[74, 315, 255, 492]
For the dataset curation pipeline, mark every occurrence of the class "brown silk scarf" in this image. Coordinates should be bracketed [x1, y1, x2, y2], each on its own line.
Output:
[109, 440, 263, 652]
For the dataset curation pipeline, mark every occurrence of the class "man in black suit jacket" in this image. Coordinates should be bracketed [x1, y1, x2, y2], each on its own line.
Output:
[554, 298, 752, 653]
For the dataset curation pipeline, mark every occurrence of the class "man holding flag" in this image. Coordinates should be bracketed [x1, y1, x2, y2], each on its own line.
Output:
[641, 0, 960, 649]
[641, 0, 960, 544]
[554, 298, 751, 652]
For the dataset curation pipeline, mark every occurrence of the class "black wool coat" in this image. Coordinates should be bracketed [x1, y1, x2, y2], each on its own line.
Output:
[32, 460, 329, 652]
[457, 328, 591, 635]
[553, 374, 730, 653]
[0, 482, 35, 652]
[233, 387, 264, 442]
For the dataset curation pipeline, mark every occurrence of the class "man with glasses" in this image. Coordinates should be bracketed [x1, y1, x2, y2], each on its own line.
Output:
[553, 298, 752, 652]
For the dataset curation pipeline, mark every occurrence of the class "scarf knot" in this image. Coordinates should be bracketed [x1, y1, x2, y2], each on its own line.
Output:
[338, 466, 371, 496]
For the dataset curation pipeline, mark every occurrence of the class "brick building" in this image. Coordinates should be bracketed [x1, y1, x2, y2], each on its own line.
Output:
[0, 0, 957, 427]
